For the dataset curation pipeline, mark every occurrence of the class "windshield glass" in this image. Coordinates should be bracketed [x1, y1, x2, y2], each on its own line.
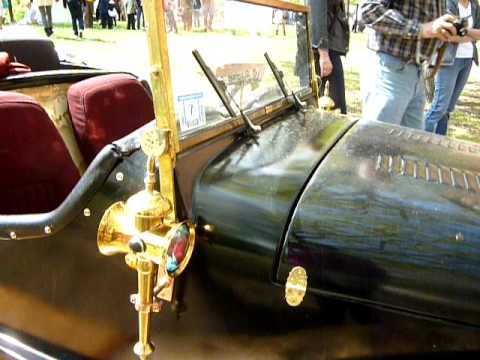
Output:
[166, 0, 310, 137]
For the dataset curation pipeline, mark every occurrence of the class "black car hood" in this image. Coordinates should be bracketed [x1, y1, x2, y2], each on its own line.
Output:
[278, 120, 480, 325]
[192, 109, 354, 282]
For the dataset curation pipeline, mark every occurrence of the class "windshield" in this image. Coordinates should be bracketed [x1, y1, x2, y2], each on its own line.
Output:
[166, 0, 310, 137]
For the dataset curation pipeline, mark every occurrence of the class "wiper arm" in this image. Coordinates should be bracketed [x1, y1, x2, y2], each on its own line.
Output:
[264, 52, 307, 112]
[192, 50, 261, 134]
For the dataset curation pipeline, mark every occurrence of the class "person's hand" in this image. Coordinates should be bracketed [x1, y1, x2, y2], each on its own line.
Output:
[421, 14, 457, 41]
[318, 49, 333, 78]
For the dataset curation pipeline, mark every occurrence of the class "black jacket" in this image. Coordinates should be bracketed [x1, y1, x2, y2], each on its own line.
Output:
[309, 0, 350, 54]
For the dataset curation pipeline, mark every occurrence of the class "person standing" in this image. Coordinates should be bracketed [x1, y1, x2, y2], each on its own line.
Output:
[361, 1, 459, 130]
[136, 0, 144, 30]
[64, 0, 85, 38]
[84, 0, 94, 28]
[192, 0, 201, 29]
[425, 0, 480, 135]
[309, 0, 350, 114]
[38, 0, 55, 36]
[181, 0, 193, 31]
[272, 9, 286, 36]
[126, 0, 137, 29]
[99, 0, 112, 28]
[164, 0, 178, 33]
[202, 0, 213, 32]
[108, 0, 118, 26]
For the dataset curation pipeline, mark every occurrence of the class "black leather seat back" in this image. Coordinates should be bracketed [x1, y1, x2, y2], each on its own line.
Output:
[0, 39, 60, 72]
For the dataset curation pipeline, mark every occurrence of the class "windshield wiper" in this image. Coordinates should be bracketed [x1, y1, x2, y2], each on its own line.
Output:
[192, 49, 261, 134]
[264, 52, 307, 112]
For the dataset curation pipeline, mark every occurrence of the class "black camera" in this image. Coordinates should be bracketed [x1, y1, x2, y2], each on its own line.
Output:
[453, 16, 469, 37]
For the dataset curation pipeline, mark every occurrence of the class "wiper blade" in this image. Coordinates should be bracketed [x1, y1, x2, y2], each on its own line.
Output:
[192, 50, 261, 134]
[264, 52, 307, 112]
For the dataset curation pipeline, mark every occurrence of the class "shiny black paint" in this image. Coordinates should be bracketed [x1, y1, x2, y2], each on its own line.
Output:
[193, 109, 354, 302]
[278, 121, 480, 326]
[0, 145, 148, 356]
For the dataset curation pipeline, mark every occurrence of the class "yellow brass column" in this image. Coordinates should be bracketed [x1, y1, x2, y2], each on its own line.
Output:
[142, 0, 178, 220]
[133, 257, 157, 359]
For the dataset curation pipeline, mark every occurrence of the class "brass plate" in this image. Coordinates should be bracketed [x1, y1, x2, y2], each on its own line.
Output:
[285, 266, 308, 307]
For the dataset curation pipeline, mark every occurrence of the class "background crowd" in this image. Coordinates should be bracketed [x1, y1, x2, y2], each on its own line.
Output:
[0, 0, 216, 36]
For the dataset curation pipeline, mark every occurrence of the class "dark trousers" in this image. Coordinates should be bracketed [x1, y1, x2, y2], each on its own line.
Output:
[127, 13, 136, 29]
[67, 2, 84, 35]
[101, 14, 112, 28]
[136, 6, 144, 29]
[314, 49, 347, 114]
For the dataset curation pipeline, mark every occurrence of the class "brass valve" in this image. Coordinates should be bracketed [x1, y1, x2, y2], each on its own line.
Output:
[97, 128, 195, 360]
[317, 76, 336, 112]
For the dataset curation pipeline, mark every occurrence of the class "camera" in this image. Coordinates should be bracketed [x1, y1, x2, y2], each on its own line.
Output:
[453, 16, 469, 37]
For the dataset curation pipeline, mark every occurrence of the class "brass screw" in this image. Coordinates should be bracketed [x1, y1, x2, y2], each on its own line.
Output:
[203, 224, 215, 232]
[83, 208, 91, 217]
[44, 226, 52, 234]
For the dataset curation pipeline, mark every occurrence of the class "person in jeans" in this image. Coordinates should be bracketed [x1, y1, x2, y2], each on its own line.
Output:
[64, 0, 85, 38]
[425, 0, 480, 135]
[309, 0, 350, 114]
[38, 0, 55, 36]
[136, 0, 144, 30]
[361, 0, 460, 130]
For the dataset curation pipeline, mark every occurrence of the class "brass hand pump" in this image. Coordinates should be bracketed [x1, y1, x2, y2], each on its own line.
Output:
[97, 129, 195, 359]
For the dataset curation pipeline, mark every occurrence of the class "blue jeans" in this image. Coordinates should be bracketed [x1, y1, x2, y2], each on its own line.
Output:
[424, 57, 472, 135]
[362, 52, 426, 130]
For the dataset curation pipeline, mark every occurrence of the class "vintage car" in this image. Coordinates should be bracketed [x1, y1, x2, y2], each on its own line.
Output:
[1, 0, 480, 359]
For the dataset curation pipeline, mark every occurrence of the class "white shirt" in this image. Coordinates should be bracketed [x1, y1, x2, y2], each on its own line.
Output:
[457, 1, 475, 59]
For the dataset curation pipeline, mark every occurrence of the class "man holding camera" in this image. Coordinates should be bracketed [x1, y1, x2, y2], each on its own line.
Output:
[361, 0, 459, 129]
[425, 0, 480, 135]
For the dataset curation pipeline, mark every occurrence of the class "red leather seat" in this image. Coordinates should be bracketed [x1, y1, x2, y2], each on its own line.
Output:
[67, 74, 155, 164]
[0, 91, 80, 214]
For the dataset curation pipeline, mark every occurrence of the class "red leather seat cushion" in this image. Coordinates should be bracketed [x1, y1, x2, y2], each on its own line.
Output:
[68, 74, 155, 164]
[0, 91, 80, 214]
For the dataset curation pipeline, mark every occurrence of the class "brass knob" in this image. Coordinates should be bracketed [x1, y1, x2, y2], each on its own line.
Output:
[285, 266, 308, 307]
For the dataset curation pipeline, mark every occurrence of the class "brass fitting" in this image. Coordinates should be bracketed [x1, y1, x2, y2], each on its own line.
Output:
[97, 129, 195, 360]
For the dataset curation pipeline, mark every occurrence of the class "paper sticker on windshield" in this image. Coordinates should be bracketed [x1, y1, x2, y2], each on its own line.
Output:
[176, 93, 206, 132]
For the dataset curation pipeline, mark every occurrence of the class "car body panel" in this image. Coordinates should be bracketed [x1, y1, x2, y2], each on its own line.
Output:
[192, 109, 354, 290]
[278, 120, 480, 325]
